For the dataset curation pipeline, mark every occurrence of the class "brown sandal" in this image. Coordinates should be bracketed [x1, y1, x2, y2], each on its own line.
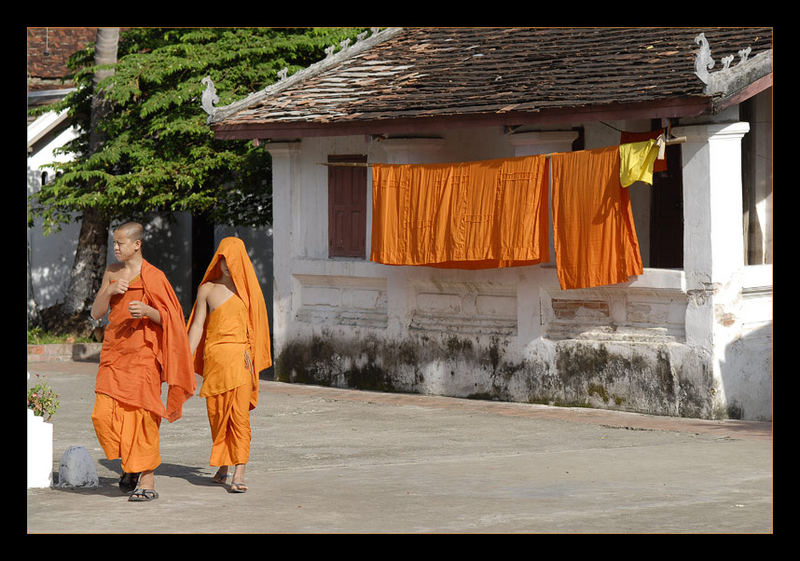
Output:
[129, 488, 158, 502]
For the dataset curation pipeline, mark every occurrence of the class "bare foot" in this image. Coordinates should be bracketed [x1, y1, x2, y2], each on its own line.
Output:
[212, 467, 229, 484]
[230, 464, 247, 493]
[128, 469, 158, 502]
[137, 470, 155, 490]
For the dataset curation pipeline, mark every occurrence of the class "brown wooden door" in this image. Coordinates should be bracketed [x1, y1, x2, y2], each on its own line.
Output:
[328, 154, 367, 258]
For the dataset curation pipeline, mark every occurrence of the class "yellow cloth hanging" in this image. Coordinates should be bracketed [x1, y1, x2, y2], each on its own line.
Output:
[619, 139, 661, 187]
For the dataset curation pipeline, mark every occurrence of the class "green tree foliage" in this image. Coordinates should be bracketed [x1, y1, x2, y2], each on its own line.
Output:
[29, 27, 366, 232]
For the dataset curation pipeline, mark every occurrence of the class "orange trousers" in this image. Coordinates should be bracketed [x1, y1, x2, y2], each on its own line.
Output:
[91, 393, 162, 473]
[205, 383, 252, 467]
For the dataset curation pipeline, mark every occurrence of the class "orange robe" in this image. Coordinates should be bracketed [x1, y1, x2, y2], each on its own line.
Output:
[550, 145, 645, 290]
[371, 155, 549, 269]
[201, 295, 253, 465]
[187, 237, 271, 466]
[92, 260, 195, 472]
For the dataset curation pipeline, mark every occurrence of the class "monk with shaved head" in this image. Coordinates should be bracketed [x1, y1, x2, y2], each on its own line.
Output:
[90, 221, 195, 502]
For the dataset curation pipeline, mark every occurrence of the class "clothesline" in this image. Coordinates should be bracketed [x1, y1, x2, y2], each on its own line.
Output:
[367, 138, 656, 289]
[319, 135, 687, 167]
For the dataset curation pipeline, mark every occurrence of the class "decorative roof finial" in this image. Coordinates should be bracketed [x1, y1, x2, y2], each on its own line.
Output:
[693, 33, 768, 96]
[201, 76, 219, 116]
[694, 33, 715, 84]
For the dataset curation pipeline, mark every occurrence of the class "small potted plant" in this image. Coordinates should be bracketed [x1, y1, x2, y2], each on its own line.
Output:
[27, 376, 60, 420]
[27, 374, 59, 488]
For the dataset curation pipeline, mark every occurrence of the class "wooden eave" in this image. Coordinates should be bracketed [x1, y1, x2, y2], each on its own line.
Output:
[712, 71, 773, 114]
[208, 27, 772, 142]
[212, 95, 713, 141]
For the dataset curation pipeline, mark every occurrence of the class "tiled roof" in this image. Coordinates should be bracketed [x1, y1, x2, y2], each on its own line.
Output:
[210, 27, 772, 139]
[27, 28, 99, 91]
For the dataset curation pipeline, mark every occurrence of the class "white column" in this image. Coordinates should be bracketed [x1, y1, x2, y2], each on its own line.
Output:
[265, 142, 301, 366]
[673, 122, 750, 417]
[508, 131, 579, 344]
[508, 130, 579, 266]
[375, 138, 447, 337]
[675, 122, 749, 290]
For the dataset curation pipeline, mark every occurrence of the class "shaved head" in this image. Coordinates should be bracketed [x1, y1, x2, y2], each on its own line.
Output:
[115, 222, 143, 242]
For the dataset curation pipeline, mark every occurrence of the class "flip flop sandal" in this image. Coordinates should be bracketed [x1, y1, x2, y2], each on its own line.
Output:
[128, 488, 159, 502]
[230, 482, 248, 493]
[212, 469, 228, 484]
[119, 472, 141, 494]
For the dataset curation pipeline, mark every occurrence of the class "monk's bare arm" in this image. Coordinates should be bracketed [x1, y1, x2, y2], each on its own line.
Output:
[187, 284, 210, 354]
[90, 269, 128, 320]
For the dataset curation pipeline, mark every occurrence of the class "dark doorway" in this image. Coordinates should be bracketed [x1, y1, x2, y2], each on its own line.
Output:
[191, 214, 215, 302]
[649, 143, 684, 269]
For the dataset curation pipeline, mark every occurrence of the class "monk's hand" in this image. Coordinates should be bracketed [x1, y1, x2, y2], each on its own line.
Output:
[244, 350, 253, 373]
[109, 279, 129, 295]
[128, 300, 149, 319]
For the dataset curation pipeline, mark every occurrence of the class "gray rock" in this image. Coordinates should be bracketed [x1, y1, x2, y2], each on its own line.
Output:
[57, 446, 99, 488]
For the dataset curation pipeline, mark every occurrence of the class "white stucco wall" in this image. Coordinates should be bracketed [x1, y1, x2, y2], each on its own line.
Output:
[267, 112, 772, 421]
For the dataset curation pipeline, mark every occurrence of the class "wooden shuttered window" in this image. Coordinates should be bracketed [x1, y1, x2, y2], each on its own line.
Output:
[328, 154, 367, 258]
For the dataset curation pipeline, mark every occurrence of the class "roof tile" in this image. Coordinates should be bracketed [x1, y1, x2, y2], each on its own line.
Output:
[211, 27, 772, 134]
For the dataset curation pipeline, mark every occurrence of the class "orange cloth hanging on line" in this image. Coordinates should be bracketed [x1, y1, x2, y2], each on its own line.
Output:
[550, 144, 647, 290]
[370, 155, 549, 269]
[620, 128, 667, 172]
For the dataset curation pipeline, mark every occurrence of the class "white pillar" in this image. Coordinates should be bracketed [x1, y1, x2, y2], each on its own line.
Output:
[27, 409, 53, 488]
[376, 138, 447, 337]
[265, 142, 301, 368]
[673, 122, 750, 417]
[508, 131, 579, 344]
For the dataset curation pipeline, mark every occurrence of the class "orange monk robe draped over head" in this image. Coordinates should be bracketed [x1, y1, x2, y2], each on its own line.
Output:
[370, 155, 549, 269]
[186, 237, 271, 410]
[96, 259, 196, 423]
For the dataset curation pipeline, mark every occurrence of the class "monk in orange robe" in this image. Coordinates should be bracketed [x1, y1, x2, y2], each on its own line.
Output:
[187, 237, 271, 493]
[90, 222, 195, 502]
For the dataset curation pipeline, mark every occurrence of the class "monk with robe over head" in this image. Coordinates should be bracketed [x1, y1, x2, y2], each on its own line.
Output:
[187, 237, 271, 493]
[90, 222, 196, 502]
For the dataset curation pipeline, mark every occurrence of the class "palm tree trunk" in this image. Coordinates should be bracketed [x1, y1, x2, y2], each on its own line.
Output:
[61, 28, 119, 322]
[27, 221, 38, 327]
